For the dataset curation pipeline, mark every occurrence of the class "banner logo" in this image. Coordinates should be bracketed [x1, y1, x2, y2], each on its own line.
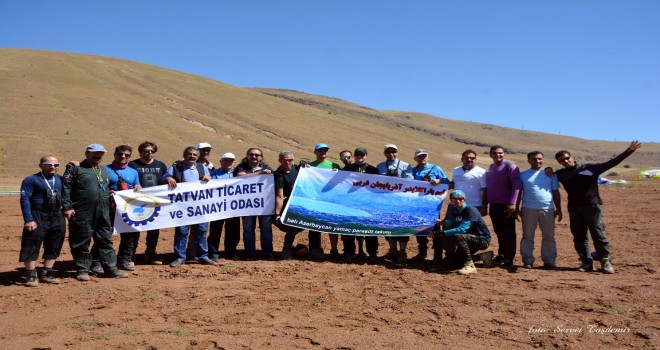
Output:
[120, 193, 162, 226]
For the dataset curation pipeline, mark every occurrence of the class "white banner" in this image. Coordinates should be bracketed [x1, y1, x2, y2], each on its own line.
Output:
[112, 175, 275, 233]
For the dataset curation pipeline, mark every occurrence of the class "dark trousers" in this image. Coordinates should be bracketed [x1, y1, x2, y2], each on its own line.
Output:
[284, 230, 321, 252]
[568, 204, 611, 263]
[116, 230, 159, 262]
[342, 235, 378, 256]
[19, 211, 66, 262]
[69, 210, 117, 272]
[208, 217, 241, 259]
[489, 203, 517, 264]
[443, 234, 489, 265]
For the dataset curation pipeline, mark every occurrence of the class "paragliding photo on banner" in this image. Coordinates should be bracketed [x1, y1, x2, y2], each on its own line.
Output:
[280, 167, 448, 237]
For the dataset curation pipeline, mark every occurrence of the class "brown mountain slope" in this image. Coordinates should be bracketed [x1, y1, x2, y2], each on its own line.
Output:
[1, 49, 657, 186]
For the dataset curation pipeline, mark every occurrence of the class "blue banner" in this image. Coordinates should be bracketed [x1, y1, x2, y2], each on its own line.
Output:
[281, 167, 448, 236]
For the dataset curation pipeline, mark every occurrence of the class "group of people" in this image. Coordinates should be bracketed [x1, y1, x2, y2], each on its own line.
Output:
[18, 139, 641, 286]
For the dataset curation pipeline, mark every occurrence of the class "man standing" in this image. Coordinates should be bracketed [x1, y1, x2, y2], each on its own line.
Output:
[555, 140, 641, 274]
[411, 149, 450, 262]
[516, 151, 562, 270]
[341, 147, 379, 261]
[309, 143, 342, 259]
[208, 152, 241, 261]
[486, 145, 521, 268]
[274, 151, 310, 260]
[451, 150, 488, 216]
[339, 150, 353, 167]
[434, 190, 491, 275]
[106, 145, 142, 271]
[62, 144, 126, 281]
[128, 141, 168, 265]
[19, 155, 66, 286]
[197, 142, 215, 171]
[161, 146, 215, 267]
[377, 144, 414, 263]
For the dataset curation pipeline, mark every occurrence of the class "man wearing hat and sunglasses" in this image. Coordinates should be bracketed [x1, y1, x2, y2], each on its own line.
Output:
[208, 152, 242, 261]
[411, 149, 450, 263]
[377, 144, 414, 263]
[62, 144, 127, 281]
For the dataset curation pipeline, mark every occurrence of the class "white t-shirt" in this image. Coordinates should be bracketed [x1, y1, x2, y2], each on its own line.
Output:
[451, 165, 487, 207]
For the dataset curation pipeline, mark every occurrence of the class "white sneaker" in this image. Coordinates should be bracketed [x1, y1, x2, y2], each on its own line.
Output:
[457, 262, 477, 275]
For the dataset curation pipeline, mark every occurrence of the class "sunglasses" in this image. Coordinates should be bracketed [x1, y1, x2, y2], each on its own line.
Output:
[451, 197, 465, 202]
[141, 149, 155, 154]
[42, 162, 60, 168]
[354, 153, 365, 157]
[316, 148, 329, 153]
[385, 150, 398, 154]
[116, 153, 131, 158]
[248, 153, 262, 157]
[340, 155, 351, 160]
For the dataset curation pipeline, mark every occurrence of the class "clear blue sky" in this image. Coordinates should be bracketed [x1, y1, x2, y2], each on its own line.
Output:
[2, 0, 658, 142]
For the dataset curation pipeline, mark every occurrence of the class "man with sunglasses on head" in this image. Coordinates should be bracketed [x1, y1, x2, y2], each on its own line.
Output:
[105, 145, 142, 272]
[19, 156, 66, 287]
[308, 143, 342, 259]
[377, 144, 414, 264]
[433, 190, 491, 275]
[129, 141, 168, 265]
[63, 144, 127, 281]
[411, 149, 450, 263]
[554, 140, 641, 274]
[341, 147, 379, 261]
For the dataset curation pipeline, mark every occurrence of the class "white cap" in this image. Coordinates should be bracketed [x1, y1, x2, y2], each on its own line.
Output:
[414, 149, 429, 157]
[197, 142, 213, 149]
[384, 144, 398, 151]
[220, 152, 236, 160]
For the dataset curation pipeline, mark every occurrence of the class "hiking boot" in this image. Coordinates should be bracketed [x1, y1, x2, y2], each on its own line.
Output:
[578, 263, 594, 272]
[90, 261, 104, 275]
[601, 259, 615, 274]
[281, 249, 293, 260]
[145, 250, 163, 265]
[105, 269, 128, 278]
[479, 251, 494, 267]
[357, 251, 367, 259]
[198, 257, 217, 265]
[368, 254, 380, 264]
[412, 250, 428, 262]
[330, 249, 341, 259]
[457, 262, 477, 275]
[39, 268, 61, 284]
[169, 259, 186, 267]
[24, 269, 39, 287]
[383, 249, 398, 261]
[397, 251, 408, 264]
[76, 271, 91, 282]
[492, 255, 505, 265]
[523, 264, 533, 269]
[118, 261, 134, 271]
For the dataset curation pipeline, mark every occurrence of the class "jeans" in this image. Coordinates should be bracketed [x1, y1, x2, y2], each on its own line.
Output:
[341, 235, 378, 256]
[489, 203, 517, 264]
[568, 204, 610, 264]
[173, 223, 209, 260]
[242, 215, 273, 257]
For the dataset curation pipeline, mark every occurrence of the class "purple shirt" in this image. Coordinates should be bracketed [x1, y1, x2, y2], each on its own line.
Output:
[486, 160, 521, 205]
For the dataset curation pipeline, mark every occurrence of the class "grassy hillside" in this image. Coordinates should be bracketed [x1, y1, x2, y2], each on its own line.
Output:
[1, 49, 657, 186]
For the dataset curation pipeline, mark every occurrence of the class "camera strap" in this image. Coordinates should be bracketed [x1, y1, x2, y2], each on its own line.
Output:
[40, 173, 56, 196]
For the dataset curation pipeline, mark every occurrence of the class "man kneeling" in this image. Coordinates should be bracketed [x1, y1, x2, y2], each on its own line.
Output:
[434, 190, 492, 275]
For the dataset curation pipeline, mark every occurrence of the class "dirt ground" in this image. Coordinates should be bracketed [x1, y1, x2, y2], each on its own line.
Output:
[0, 177, 658, 349]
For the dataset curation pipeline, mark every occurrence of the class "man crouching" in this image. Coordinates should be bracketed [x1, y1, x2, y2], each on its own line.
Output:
[433, 190, 492, 275]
